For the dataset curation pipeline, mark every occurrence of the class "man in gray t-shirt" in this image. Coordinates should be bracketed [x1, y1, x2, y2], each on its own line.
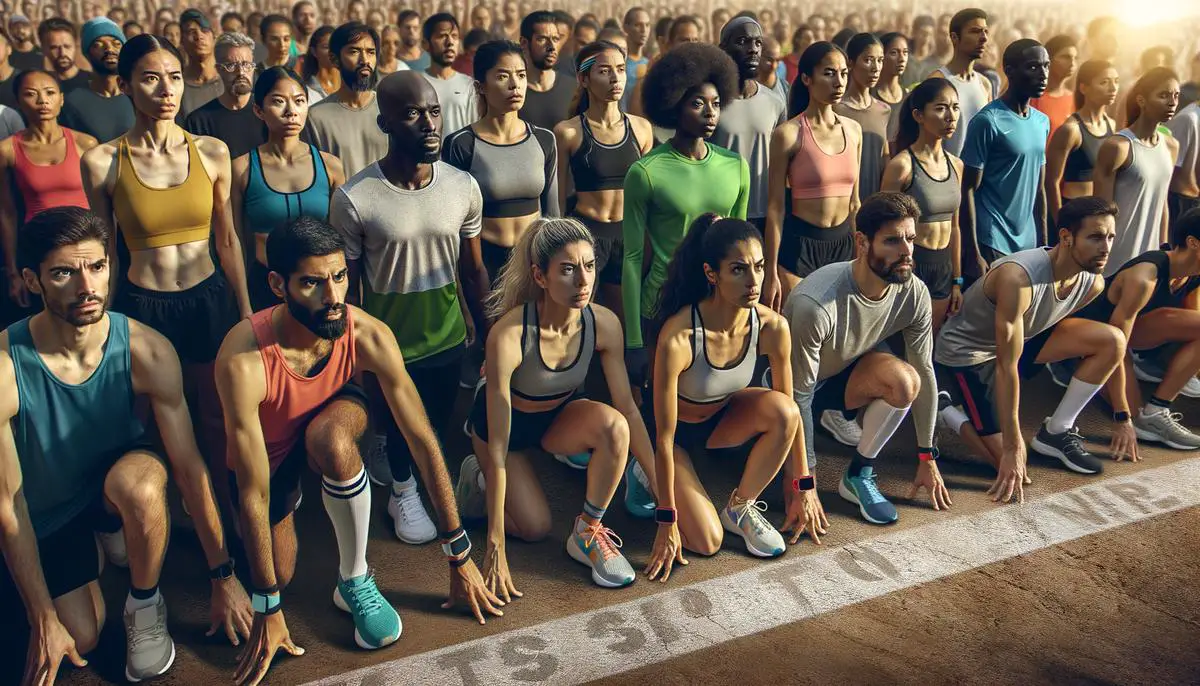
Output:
[781, 192, 947, 526]
[420, 14, 478, 138]
[303, 23, 389, 177]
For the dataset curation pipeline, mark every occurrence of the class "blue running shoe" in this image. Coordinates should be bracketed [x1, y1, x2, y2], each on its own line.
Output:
[838, 465, 898, 524]
[623, 461, 656, 519]
[333, 573, 402, 649]
[553, 451, 591, 470]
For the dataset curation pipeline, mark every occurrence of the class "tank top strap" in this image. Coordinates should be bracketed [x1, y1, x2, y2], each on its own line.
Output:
[749, 306, 761, 355]
[689, 304, 705, 364]
[247, 146, 265, 187]
[623, 115, 638, 149]
[250, 306, 281, 365]
[520, 301, 537, 360]
[61, 128, 79, 163]
[309, 144, 330, 189]
[11, 133, 30, 167]
[581, 304, 596, 353]
[183, 131, 212, 185]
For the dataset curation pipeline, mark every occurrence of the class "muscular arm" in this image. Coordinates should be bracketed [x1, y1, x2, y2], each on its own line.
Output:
[879, 149, 913, 193]
[478, 314, 522, 545]
[760, 310, 810, 480]
[1035, 165, 1048, 247]
[651, 320, 691, 514]
[988, 266, 1032, 452]
[594, 306, 655, 472]
[621, 163, 651, 348]
[458, 181, 488, 338]
[1163, 140, 1180, 245]
[903, 289, 939, 450]
[764, 124, 797, 306]
[960, 166, 984, 267]
[1104, 270, 1154, 415]
[0, 144, 18, 275]
[1091, 136, 1129, 205]
[204, 139, 252, 318]
[553, 122, 576, 215]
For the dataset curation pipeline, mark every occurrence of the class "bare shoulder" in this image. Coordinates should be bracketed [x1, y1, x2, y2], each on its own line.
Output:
[755, 303, 787, 333]
[553, 116, 581, 139]
[0, 137, 13, 165]
[195, 134, 232, 161]
[71, 130, 100, 152]
[127, 317, 178, 367]
[215, 318, 263, 372]
[0, 330, 16, 420]
[590, 303, 622, 346]
[319, 151, 344, 180]
[80, 139, 118, 172]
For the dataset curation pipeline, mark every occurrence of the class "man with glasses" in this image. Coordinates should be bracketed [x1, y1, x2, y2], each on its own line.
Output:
[185, 32, 267, 159]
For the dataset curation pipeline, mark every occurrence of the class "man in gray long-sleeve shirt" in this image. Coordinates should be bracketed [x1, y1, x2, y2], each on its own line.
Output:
[781, 192, 950, 525]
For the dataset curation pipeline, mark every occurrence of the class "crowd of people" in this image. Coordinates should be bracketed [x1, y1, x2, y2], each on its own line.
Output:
[0, 1, 1199, 685]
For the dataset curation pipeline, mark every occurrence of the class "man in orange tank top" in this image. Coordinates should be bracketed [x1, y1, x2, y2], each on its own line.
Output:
[215, 218, 502, 684]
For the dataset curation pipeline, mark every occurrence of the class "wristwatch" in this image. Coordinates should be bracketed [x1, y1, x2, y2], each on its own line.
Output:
[918, 447, 939, 462]
[251, 590, 281, 615]
[952, 277, 964, 286]
[441, 528, 472, 567]
[792, 476, 815, 492]
[209, 559, 235, 581]
[654, 507, 677, 524]
[1113, 410, 1131, 422]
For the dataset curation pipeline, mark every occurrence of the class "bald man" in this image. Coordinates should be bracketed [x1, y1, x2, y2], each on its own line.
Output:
[328, 72, 489, 543]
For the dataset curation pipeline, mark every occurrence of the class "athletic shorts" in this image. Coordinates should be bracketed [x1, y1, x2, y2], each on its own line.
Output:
[778, 214, 855, 278]
[469, 384, 585, 452]
[573, 214, 623, 285]
[481, 240, 513, 289]
[811, 355, 868, 415]
[935, 327, 1054, 436]
[978, 244, 1007, 268]
[248, 260, 279, 313]
[228, 383, 368, 525]
[913, 243, 954, 300]
[114, 271, 240, 364]
[748, 217, 766, 232]
[640, 391, 738, 455]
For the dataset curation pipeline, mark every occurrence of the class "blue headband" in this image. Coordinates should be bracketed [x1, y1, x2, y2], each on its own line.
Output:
[579, 55, 598, 73]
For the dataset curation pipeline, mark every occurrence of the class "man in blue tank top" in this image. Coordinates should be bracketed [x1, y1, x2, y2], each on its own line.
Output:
[0, 208, 250, 684]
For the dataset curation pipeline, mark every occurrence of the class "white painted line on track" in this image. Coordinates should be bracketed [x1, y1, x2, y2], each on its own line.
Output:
[305, 458, 1200, 686]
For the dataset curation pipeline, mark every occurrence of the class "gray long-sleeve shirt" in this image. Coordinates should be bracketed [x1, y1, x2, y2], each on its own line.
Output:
[783, 261, 938, 463]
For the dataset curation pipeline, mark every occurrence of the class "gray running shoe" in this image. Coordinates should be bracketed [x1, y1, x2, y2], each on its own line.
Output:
[1030, 420, 1104, 475]
[365, 432, 393, 487]
[98, 529, 128, 568]
[455, 455, 487, 521]
[720, 494, 785, 558]
[820, 409, 861, 446]
[124, 595, 175, 682]
[566, 519, 635, 588]
[1133, 408, 1200, 450]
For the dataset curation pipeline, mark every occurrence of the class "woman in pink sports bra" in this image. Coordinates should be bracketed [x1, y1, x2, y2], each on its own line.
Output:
[763, 42, 862, 310]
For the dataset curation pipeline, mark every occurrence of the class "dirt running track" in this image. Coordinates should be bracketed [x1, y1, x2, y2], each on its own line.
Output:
[2, 372, 1199, 685]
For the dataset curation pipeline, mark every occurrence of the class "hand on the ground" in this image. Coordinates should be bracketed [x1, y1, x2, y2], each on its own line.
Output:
[988, 444, 1027, 504]
[782, 487, 828, 545]
[23, 613, 86, 686]
[234, 611, 303, 686]
[1109, 420, 1140, 462]
[947, 285, 963, 316]
[444, 558, 505, 625]
[645, 522, 687, 581]
[763, 271, 783, 311]
[908, 460, 954, 511]
[207, 576, 252, 646]
[481, 541, 522, 603]
[8, 273, 29, 309]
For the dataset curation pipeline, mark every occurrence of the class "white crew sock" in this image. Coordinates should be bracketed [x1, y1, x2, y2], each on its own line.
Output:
[322, 467, 371, 580]
[857, 398, 911, 459]
[391, 474, 418, 498]
[1047, 377, 1103, 434]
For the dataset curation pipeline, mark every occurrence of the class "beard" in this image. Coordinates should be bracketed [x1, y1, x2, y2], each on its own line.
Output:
[1073, 249, 1107, 275]
[340, 64, 376, 92]
[286, 295, 348, 340]
[532, 53, 556, 70]
[89, 56, 119, 75]
[229, 78, 253, 96]
[48, 293, 106, 327]
[867, 247, 914, 284]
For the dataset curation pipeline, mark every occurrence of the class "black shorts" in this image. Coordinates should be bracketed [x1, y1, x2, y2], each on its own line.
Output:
[913, 243, 955, 300]
[469, 384, 584, 452]
[779, 214, 855, 278]
[812, 355, 868, 415]
[640, 390, 738, 455]
[935, 327, 1054, 436]
[248, 259, 279, 313]
[573, 214, 623, 285]
[1168, 192, 1200, 237]
[748, 216, 766, 231]
[114, 270, 240, 364]
[978, 243, 1007, 268]
[481, 240, 513, 289]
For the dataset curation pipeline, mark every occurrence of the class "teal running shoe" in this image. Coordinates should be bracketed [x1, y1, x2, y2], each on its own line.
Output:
[838, 464, 898, 524]
[623, 460, 656, 519]
[553, 451, 591, 470]
[333, 573, 401, 649]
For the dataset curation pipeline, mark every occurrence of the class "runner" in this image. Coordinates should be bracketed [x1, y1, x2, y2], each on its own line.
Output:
[0, 28, 19, 109]
[330, 71, 488, 544]
[177, 9, 223, 119]
[621, 42, 748, 389]
[960, 39, 1050, 280]
[291, 1, 318, 53]
[872, 31, 909, 146]
[60, 17, 134, 144]
[232, 67, 345, 311]
[757, 36, 789, 103]
[420, 13, 477, 138]
[1166, 84, 1200, 228]
[297, 25, 340, 103]
[936, 196, 1122, 498]
[218, 218, 501, 685]
[378, 24, 404, 76]
[1093, 67, 1179, 276]
[836, 33, 891, 201]
[782, 190, 948, 525]
[713, 17, 787, 232]
[620, 7, 651, 110]
[553, 40, 653, 319]
[305, 22, 387, 178]
[518, 11, 573, 132]
[0, 207, 250, 684]
[397, 10, 431, 70]
[930, 8, 993, 157]
[1030, 35, 1079, 138]
[37, 18, 89, 95]
[257, 15, 294, 71]
[6, 14, 42, 73]
[454, 217, 657, 592]
[184, 32, 267, 159]
[882, 78, 964, 333]
[1044, 60, 1119, 225]
[763, 42, 862, 306]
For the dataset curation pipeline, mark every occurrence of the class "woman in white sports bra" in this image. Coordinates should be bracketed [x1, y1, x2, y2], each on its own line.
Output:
[455, 218, 657, 596]
[646, 214, 825, 583]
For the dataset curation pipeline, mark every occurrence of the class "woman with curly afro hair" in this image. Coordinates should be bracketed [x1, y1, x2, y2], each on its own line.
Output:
[620, 41, 750, 389]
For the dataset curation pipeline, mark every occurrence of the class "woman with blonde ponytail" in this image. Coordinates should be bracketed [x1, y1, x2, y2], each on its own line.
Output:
[455, 217, 659, 596]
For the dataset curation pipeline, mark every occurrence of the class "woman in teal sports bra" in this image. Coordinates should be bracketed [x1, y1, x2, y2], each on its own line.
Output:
[232, 66, 345, 310]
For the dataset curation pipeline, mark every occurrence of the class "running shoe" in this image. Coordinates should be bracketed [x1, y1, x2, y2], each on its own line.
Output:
[720, 494, 785, 558]
[386, 478, 437, 544]
[98, 529, 128, 568]
[566, 519, 635, 588]
[623, 460, 656, 519]
[333, 573, 402, 649]
[455, 454, 487, 521]
[1132, 353, 1165, 383]
[553, 452, 591, 469]
[1045, 361, 1075, 389]
[124, 595, 175, 682]
[820, 409, 861, 447]
[1030, 420, 1104, 474]
[1133, 408, 1200, 450]
[838, 464, 898, 524]
[365, 432, 393, 487]
[1181, 376, 1200, 399]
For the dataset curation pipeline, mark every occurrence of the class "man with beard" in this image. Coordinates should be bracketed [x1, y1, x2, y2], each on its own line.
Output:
[960, 39, 1050, 281]
[291, 1, 318, 53]
[330, 71, 487, 543]
[518, 11, 573, 132]
[305, 22, 387, 178]
[178, 9, 224, 119]
[930, 9, 993, 157]
[60, 18, 134, 143]
[620, 7, 650, 111]
[6, 14, 42, 73]
[0, 31, 19, 109]
[37, 18, 91, 95]
[0, 208, 252, 684]
[217, 218, 501, 678]
[713, 18, 785, 232]
[420, 13, 476, 137]
[397, 10, 430, 71]
[185, 33, 267, 159]
[936, 197, 1121, 503]
[780, 192, 946, 525]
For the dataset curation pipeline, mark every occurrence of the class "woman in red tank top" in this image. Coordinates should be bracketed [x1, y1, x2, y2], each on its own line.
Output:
[0, 70, 98, 308]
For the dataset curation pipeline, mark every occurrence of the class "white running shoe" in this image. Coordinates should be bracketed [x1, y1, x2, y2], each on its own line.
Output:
[1180, 376, 1200, 399]
[365, 432, 393, 487]
[98, 529, 128, 568]
[1133, 408, 1200, 450]
[386, 479, 437, 544]
[820, 409, 861, 447]
[455, 455, 487, 521]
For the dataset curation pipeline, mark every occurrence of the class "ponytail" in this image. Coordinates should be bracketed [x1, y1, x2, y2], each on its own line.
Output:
[893, 77, 957, 155]
[789, 41, 845, 118]
[569, 40, 626, 117]
[485, 217, 595, 320]
[653, 214, 762, 330]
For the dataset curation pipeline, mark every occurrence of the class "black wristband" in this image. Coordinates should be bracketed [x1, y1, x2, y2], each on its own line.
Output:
[253, 584, 280, 596]
[1113, 411, 1131, 422]
[449, 553, 471, 568]
[209, 559, 235, 580]
[439, 526, 465, 540]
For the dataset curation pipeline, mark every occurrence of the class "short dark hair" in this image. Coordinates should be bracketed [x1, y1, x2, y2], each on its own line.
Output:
[18, 207, 112, 273]
[948, 8, 986, 39]
[260, 14, 292, 40]
[423, 12, 458, 41]
[12, 69, 56, 99]
[253, 66, 305, 107]
[37, 17, 77, 43]
[267, 217, 346, 280]
[1057, 196, 1119, 235]
[473, 39, 523, 81]
[641, 42, 738, 129]
[856, 192, 921, 240]
[1174, 208, 1200, 248]
[520, 11, 558, 42]
[1003, 38, 1044, 70]
[654, 16, 673, 39]
[622, 7, 648, 25]
[291, 0, 313, 19]
[575, 18, 600, 36]
[668, 15, 701, 42]
[463, 28, 490, 50]
[330, 21, 378, 60]
[117, 33, 183, 82]
[397, 9, 420, 25]
[221, 11, 245, 26]
[1044, 34, 1076, 59]
[553, 10, 575, 27]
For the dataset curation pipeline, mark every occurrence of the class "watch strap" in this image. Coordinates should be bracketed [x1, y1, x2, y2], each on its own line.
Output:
[793, 476, 815, 491]
[654, 507, 677, 524]
[1113, 410, 1131, 422]
[209, 559, 235, 580]
[441, 530, 471, 558]
[918, 447, 939, 462]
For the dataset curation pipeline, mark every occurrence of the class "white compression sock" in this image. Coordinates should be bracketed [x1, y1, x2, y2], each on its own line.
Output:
[858, 399, 911, 459]
[1047, 377, 1103, 434]
[322, 467, 371, 580]
[940, 404, 970, 433]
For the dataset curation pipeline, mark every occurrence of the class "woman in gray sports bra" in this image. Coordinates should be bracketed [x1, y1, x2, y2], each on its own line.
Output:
[882, 77, 965, 332]
[456, 218, 657, 593]
[1045, 60, 1119, 226]
[646, 214, 821, 581]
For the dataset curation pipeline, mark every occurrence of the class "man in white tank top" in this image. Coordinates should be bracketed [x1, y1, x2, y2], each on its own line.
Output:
[931, 8, 993, 157]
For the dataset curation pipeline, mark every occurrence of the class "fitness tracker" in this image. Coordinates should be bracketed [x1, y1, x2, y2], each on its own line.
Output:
[209, 559, 235, 581]
[441, 529, 472, 559]
[918, 447, 939, 462]
[792, 476, 815, 492]
[1113, 411, 1131, 422]
[952, 277, 964, 286]
[654, 507, 677, 524]
[251, 590, 281, 615]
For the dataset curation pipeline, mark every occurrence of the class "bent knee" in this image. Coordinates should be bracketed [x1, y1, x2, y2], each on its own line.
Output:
[597, 408, 631, 450]
[305, 421, 362, 465]
[885, 362, 921, 406]
[60, 613, 102, 655]
[683, 529, 723, 557]
[763, 391, 801, 432]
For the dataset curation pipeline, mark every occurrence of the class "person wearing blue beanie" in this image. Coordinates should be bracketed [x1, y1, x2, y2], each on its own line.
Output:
[60, 17, 135, 143]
